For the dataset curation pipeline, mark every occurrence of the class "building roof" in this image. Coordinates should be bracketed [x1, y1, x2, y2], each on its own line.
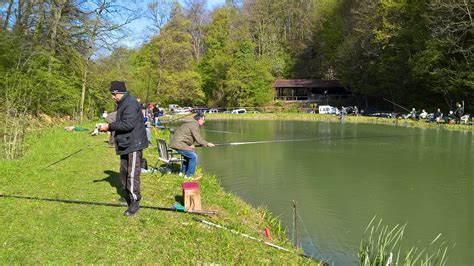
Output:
[273, 79, 342, 88]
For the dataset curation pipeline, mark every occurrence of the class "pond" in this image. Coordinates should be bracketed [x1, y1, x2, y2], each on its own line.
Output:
[198, 120, 473, 265]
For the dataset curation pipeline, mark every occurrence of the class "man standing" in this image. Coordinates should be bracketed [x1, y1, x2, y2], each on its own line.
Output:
[454, 102, 464, 123]
[100, 81, 148, 216]
[169, 113, 215, 180]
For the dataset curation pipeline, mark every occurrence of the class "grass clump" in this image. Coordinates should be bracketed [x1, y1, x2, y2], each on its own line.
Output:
[0, 123, 317, 264]
[358, 216, 449, 266]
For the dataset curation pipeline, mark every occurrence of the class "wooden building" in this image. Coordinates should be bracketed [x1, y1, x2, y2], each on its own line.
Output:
[273, 79, 348, 102]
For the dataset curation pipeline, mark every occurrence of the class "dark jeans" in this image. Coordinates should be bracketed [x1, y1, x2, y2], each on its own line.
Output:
[175, 149, 198, 177]
[119, 150, 143, 201]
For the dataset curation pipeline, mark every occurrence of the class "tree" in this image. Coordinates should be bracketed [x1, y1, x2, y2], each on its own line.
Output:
[148, 3, 204, 106]
[200, 6, 273, 107]
[146, 0, 175, 36]
[184, 0, 208, 60]
[77, 0, 137, 122]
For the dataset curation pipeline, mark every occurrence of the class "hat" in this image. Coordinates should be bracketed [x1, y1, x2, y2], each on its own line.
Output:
[110, 81, 127, 94]
[194, 113, 205, 121]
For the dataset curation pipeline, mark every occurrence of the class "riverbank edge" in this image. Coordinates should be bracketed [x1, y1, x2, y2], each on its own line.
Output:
[0, 123, 319, 264]
[153, 128, 321, 264]
[204, 113, 474, 132]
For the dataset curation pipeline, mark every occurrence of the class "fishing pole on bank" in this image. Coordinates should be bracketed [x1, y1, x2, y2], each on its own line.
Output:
[43, 143, 91, 169]
[382, 97, 411, 112]
[0, 194, 216, 215]
[192, 217, 318, 262]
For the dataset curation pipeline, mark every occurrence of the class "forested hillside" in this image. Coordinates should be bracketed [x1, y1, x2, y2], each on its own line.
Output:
[1, 0, 472, 115]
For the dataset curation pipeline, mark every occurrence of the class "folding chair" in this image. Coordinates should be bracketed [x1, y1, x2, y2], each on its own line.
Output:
[152, 138, 184, 174]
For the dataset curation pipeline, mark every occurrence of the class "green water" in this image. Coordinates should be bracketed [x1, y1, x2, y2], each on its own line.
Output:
[198, 120, 473, 265]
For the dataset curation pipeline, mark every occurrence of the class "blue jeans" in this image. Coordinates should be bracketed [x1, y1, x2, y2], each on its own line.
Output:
[175, 149, 198, 177]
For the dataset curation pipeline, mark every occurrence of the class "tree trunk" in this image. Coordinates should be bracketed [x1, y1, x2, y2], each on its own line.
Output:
[79, 0, 106, 122]
[2, 0, 14, 29]
[80, 63, 89, 123]
[13, 0, 24, 32]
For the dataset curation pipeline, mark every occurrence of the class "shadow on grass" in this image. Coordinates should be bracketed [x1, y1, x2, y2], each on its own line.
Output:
[0, 194, 216, 215]
[93, 170, 126, 198]
[174, 195, 184, 205]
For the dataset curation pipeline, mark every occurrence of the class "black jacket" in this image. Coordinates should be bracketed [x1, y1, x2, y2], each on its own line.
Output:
[109, 92, 149, 155]
[153, 106, 161, 117]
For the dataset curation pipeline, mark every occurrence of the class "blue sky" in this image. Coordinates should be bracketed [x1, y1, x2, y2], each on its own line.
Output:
[122, 0, 226, 48]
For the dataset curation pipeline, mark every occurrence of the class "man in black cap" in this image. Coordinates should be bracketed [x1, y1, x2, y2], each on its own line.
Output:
[100, 81, 149, 216]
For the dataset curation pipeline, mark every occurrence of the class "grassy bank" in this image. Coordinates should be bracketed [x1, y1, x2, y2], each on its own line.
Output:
[0, 123, 316, 264]
[205, 113, 474, 132]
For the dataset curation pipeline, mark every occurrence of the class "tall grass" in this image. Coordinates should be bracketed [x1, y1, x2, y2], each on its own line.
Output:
[1, 74, 34, 160]
[359, 216, 449, 266]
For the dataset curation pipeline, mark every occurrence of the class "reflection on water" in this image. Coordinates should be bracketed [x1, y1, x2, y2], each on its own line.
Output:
[198, 120, 473, 265]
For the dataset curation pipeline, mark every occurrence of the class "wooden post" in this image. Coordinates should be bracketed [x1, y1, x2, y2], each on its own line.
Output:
[293, 200, 299, 249]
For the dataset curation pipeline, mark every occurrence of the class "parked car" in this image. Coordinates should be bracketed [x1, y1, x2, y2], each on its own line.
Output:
[174, 107, 192, 114]
[203, 108, 219, 114]
[168, 104, 181, 112]
[231, 108, 247, 114]
[368, 112, 394, 118]
[318, 105, 339, 115]
[168, 104, 193, 114]
[361, 109, 399, 118]
[193, 107, 209, 113]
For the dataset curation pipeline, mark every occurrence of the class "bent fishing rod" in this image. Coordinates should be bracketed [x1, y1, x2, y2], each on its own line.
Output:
[382, 97, 411, 112]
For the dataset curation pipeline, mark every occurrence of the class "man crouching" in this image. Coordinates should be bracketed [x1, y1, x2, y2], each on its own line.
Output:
[100, 81, 148, 216]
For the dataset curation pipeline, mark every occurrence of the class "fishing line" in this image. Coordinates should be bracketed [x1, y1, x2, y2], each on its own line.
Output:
[296, 207, 321, 257]
[202, 129, 240, 134]
[212, 134, 416, 147]
[383, 97, 410, 112]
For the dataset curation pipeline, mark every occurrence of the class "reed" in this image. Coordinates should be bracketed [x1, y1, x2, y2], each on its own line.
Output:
[258, 206, 287, 238]
[358, 216, 449, 266]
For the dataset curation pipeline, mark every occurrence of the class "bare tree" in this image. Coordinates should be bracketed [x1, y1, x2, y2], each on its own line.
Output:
[184, 0, 207, 60]
[78, 0, 137, 122]
[146, 0, 175, 36]
[1, 0, 14, 29]
[428, 0, 473, 62]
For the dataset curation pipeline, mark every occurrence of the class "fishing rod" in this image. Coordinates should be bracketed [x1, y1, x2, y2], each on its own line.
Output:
[0, 194, 216, 215]
[192, 217, 316, 261]
[382, 97, 411, 112]
[202, 129, 240, 134]
[43, 145, 89, 168]
[160, 114, 239, 135]
[159, 112, 195, 125]
[209, 134, 416, 147]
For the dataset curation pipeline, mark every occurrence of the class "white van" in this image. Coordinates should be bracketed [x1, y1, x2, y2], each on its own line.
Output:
[168, 104, 181, 112]
[231, 108, 247, 114]
[318, 105, 339, 115]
